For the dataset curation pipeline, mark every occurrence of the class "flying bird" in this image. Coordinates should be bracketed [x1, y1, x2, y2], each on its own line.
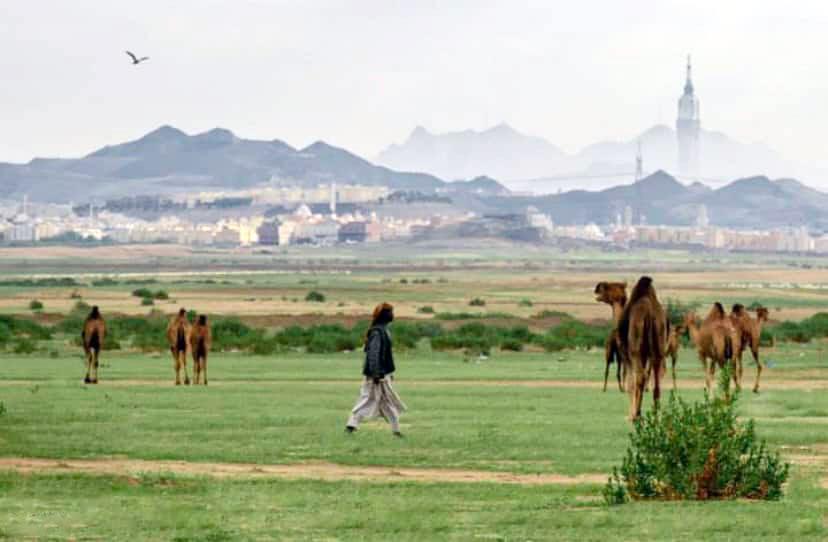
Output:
[125, 51, 150, 65]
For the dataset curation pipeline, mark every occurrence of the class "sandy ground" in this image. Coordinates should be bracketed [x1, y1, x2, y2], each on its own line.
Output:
[0, 457, 605, 486]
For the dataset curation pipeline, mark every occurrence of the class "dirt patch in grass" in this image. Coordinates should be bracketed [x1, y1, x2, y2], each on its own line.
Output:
[0, 457, 605, 486]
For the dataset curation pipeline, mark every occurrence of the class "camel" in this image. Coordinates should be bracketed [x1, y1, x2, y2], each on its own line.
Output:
[684, 303, 742, 394]
[665, 322, 685, 390]
[190, 315, 211, 385]
[167, 308, 192, 385]
[617, 276, 668, 421]
[594, 281, 628, 392]
[730, 304, 769, 393]
[81, 306, 107, 384]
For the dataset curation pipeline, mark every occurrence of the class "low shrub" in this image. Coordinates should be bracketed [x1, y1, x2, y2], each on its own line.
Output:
[91, 278, 120, 287]
[664, 298, 701, 327]
[141, 298, 154, 306]
[305, 291, 326, 303]
[541, 320, 608, 351]
[531, 310, 573, 320]
[604, 370, 789, 504]
[0, 315, 52, 341]
[518, 299, 533, 307]
[29, 300, 44, 311]
[417, 306, 435, 314]
[12, 338, 37, 354]
[132, 287, 154, 298]
[468, 298, 486, 307]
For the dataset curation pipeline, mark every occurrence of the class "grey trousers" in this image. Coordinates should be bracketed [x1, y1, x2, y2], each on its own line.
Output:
[347, 378, 407, 432]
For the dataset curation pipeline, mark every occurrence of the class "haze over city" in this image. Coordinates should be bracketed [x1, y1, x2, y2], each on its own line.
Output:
[1, 0, 826, 175]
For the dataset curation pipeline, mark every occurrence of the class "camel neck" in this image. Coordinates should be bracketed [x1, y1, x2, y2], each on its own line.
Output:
[611, 302, 624, 323]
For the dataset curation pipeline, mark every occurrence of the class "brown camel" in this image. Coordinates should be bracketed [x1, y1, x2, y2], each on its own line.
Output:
[684, 303, 742, 394]
[665, 322, 685, 390]
[167, 308, 192, 385]
[594, 281, 627, 392]
[81, 306, 107, 384]
[190, 315, 211, 386]
[730, 304, 769, 393]
[617, 276, 668, 421]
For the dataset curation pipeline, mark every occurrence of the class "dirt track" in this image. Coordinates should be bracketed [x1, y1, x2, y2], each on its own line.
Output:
[0, 457, 605, 486]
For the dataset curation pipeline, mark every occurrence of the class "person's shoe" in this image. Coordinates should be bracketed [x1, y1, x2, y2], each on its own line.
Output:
[393, 431, 403, 438]
[345, 426, 357, 434]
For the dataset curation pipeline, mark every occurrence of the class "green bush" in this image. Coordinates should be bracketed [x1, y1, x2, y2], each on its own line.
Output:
[305, 291, 326, 303]
[604, 371, 789, 504]
[132, 288, 154, 298]
[29, 300, 44, 311]
[0, 315, 52, 341]
[141, 297, 155, 306]
[518, 299, 533, 307]
[417, 306, 435, 314]
[531, 310, 573, 320]
[664, 298, 701, 327]
[0, 322, 12, 346]
[541, 320, 608, 351]
[434, 312, 513, 320]
[91, 278, 120, 287]
[468, 298, 486, 307]
[12, 338, 37, 354]
[500, 339, 524, 352]
[154, 290, 170, 300]
[71, 300, 91, 316]
[0, 401, 6, 416]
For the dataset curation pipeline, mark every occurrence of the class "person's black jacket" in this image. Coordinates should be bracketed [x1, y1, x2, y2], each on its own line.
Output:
[362, 325, 395, 379]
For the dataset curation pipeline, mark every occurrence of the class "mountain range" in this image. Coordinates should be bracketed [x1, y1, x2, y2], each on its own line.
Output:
[1, 125, 827, 231]
[478, 170, 828, 230]
[0, 126, 446, 202]
[376, 123, 809, 191]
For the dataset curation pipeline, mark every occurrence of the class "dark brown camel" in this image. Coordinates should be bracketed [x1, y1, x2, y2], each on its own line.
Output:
[81, 306, 107, 384]
[167, 308, 192, 385]
[190, 315, 211, 386]
[617, 277, 668, 421]
[730, 304, 769, 393]
[594, 281, 627, 392]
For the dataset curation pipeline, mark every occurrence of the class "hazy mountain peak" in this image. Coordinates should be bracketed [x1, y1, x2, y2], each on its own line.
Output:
[143, 125, 188, 141]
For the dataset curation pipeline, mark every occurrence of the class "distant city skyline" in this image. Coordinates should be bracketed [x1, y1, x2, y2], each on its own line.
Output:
[1, 1, 826, 173]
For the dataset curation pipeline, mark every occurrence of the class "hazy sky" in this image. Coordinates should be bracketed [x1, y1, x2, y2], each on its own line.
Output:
[1, 0, 826, 170]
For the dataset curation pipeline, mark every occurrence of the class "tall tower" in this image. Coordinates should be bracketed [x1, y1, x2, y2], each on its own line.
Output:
[329, 182, 337, 216]
[635, 141, 644, 182]
[676, 55, 701, 179]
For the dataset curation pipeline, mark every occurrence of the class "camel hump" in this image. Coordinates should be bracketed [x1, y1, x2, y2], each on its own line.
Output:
[88, 306, 101, 320]
[732, 303, 745, 314]
[627, 276, 654, 305]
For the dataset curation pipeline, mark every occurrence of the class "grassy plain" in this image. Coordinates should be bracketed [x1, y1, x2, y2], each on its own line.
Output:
[1, 244, 828, 539]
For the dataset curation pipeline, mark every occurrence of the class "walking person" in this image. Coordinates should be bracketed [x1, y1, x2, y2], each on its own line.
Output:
[346, 303, 407, 437]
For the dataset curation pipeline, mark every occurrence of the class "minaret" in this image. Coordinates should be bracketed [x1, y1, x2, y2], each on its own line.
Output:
[329, 182, 337, 216]
[676, 55, 701, 179]
[635, 141, 643, 182]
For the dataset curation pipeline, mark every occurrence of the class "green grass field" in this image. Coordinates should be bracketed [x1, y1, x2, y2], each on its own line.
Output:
[1, 347, 827, 540]
[1, 249, 828, 539]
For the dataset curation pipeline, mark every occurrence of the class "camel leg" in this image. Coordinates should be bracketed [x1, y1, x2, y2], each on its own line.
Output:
[91, 350, 99, 384]
[202, 357, 208, 386]
[84, 351, 93, 384]
[751, 345, 762, 394]
[733, 356, 742, 393]
[700, 354, 712, 394]
[173, 350, 182, 385]
[603, 359, 610, 393]
[653, 359, 663, 412]
[619, 360, 627, 392]
[181, 352, 190, 385]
